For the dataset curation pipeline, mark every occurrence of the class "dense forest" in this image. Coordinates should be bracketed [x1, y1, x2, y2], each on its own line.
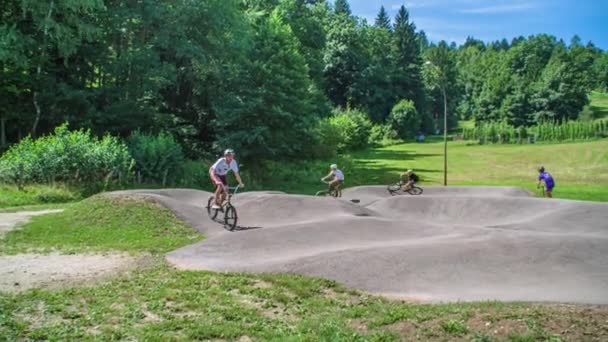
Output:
[1, 0, 607, 162]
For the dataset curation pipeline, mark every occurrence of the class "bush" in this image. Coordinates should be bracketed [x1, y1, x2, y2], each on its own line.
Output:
[180, 160, 212, 190]
[127, 131, 185, 185]
[0, 123, 132, 190]
[387, 100, 422, 139]
[307, 119, 342, 159]
[328, 108, 373, 152]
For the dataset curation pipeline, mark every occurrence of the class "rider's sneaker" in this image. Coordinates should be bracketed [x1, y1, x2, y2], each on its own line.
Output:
[211, 204, 221, 210]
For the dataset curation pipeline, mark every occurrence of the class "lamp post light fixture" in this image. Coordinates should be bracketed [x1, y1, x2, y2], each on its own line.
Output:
[424, 60, 447, 186]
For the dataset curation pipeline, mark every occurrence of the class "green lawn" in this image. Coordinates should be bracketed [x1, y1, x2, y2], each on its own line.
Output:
[0, 184, 80, 209]
[0, 195, 202, 255]
[349, 139, 608, 202]
[3, 263, 606, 341]
[590, 91, 608, 120]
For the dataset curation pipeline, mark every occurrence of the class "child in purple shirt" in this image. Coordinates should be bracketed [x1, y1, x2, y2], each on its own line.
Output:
[537, 166, 555, 198]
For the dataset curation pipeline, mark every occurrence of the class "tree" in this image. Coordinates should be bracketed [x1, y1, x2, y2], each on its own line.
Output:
[387, 99, 422, 139]
[423, 41, 459, 130]
[276, 0, 331, 115]
[351, 25, 397, 123]
[593, 52, 608, 91]
[0, 0, 104, 139]
[392, 6, 424, 110]
[213, 11, 316, 161]
[323, 13, 366, 108]
[531, 50, 590, 122]
[374, 6, 391, 29]
[334, 0, 351, 16]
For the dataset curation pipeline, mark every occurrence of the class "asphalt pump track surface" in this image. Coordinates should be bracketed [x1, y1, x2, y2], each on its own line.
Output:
[110, 186, 608, 304]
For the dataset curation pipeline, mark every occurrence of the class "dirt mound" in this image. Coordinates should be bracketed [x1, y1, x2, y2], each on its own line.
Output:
[109, 186, 608, 304]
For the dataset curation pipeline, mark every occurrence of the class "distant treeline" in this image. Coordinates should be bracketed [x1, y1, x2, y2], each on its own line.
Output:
[1, 0, 606, 162]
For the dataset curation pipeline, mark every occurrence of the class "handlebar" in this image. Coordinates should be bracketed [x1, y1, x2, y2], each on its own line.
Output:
[226, 184, 241, 194]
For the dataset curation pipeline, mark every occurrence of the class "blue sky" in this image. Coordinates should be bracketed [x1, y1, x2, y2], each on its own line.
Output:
[348, 0, 608, 50]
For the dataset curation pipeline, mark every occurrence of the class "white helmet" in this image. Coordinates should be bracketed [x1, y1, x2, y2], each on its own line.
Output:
[224, 149, 235, 156]
[330, 164, 337, 169]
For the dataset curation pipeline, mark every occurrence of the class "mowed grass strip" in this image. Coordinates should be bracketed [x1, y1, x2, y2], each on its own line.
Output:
[0, 184, 80, 209]
[590, 91, 608, 120]
[1, 264, 606, 341]
[0, 195, 202, 255]
[352, 139, 608, 201]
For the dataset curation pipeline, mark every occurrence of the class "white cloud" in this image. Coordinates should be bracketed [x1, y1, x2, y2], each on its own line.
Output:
[393, 1, 442, 10]
[459, 3, 537, 14]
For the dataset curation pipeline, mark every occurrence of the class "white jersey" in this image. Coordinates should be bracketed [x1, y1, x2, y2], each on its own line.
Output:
[334, 169, 344, 181]
[211, 157, 239, 176]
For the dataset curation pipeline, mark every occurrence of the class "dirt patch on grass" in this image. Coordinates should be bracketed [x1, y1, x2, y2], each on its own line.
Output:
[381, 304, 608, 341]
[0, 253, 148, 293]
[0, 209, 63, 237]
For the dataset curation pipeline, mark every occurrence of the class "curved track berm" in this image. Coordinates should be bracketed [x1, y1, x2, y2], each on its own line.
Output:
[108, 186, 608, 304]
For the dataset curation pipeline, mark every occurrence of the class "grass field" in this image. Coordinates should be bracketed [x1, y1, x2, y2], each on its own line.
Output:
[0, 196, 202, 255]
[349, 139, 608, 202]
[0, 184, 80, 209]
[590, 91, 608, 120]
[1, 198, 607, 341]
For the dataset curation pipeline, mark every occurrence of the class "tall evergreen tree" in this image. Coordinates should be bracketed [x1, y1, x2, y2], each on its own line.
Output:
[334, 0, 351, 15]
[392, 5, 424, 110]
[374, 6, 391, 29]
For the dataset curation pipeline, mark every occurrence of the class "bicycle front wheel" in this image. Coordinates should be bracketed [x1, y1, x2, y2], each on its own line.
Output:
[224, 205, 238, 231]
[207, 196, 219, 220]
[408, 186, 423, 195]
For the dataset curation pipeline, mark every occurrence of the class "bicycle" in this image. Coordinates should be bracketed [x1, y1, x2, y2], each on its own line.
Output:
[315, 180, 342, 198]
[206, 185, 240, 231]
[387, 181, 423, 196]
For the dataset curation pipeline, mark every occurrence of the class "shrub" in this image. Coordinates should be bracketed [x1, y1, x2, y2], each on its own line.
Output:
[127, 131, 185, 185]
[308, 119, 342, 159]
[180, 160, 212, 190]
[0, 123, 132, 190]
[387, 100, 422, 139]
[328, 108, 373, 152]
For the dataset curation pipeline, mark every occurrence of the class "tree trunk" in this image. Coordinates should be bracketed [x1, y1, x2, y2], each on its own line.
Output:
[32, 90, 41, 137]
[1, 117, 6, 149]
[31, 1, 55, 137]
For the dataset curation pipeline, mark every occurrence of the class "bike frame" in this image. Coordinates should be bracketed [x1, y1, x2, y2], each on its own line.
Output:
[223, 184, 241, 204]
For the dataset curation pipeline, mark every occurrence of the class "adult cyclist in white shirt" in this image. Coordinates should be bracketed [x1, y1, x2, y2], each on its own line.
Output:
[209, 149, 244, 209]
[321, 164, 344, 192]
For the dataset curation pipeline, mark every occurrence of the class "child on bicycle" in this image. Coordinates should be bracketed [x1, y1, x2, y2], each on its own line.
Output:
[400, 169, 419, 191]
[321, 164, 344, 192]
[209, 149, 245, 209]
[537, 166, 555, 198]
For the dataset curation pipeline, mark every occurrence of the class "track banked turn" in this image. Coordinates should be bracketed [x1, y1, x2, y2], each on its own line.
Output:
[110, 186, 608, 304]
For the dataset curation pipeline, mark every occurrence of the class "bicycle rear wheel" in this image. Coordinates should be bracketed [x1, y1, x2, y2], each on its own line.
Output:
[387, 183, 403, 196]
[330, 188, 342, 198]
[207, 196, 219, 220]
[224, 205, 238, 231]
[408, 186, 423, 195]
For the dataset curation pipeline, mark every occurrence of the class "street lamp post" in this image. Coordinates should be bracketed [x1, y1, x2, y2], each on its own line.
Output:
[441, 86, 447, 186]
[425, 61, 448, 186]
